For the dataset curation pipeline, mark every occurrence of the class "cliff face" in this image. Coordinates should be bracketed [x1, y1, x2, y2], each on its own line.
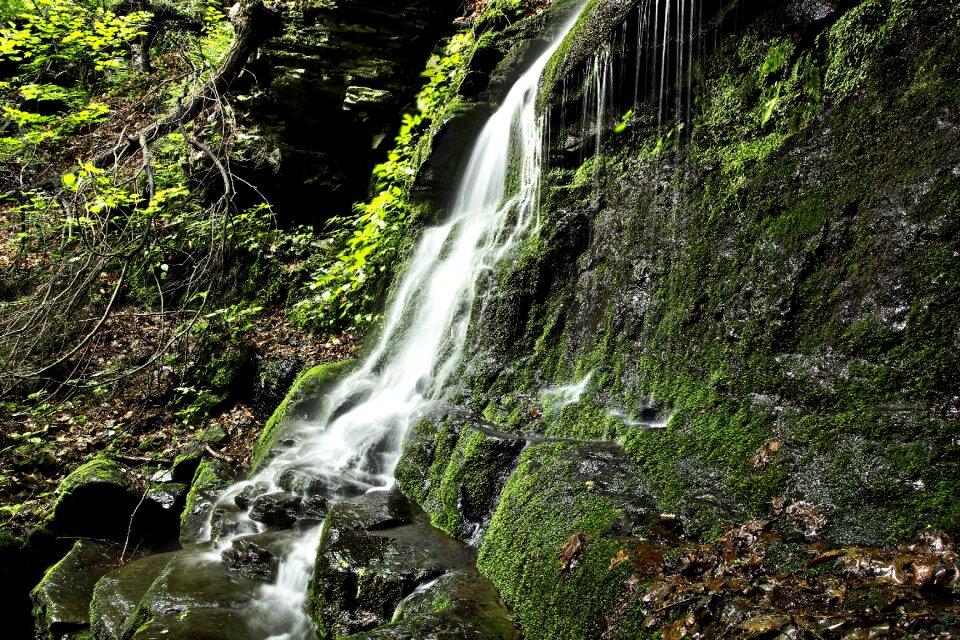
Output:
[396, 0, 960, 636]
[232, 0, 460, 224]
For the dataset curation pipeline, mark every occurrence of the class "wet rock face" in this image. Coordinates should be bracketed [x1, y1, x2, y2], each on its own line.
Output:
[249, 491, 302, 527]
[308, 489, 516, 639]
[234, 0, 461, 225]
[120, 547, 263, 640]
[31, 540, 127, 640]
[396, 419, 527, 541]
[179, 459, 234, 545]
[90, 552, 176, 640]
[220, 538, 280, 582]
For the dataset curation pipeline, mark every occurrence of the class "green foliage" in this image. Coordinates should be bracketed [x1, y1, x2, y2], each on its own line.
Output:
[0, 0, 149, 74]
[613, 108, 632, 134]
[292, 31, 475, 333]
[199, 0, 233, 65]
[0, 0, 149, 158]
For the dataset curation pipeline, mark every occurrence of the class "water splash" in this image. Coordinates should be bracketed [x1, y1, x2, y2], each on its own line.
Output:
[541, 370, 594, 410]
[608, 408, 669, 430]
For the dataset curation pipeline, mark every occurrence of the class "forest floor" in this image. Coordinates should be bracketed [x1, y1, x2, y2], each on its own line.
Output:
[0, 307, 357, 536]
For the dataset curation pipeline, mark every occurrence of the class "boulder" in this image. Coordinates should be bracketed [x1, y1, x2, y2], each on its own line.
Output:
[396, 419, 525, 541]
[44, 458, 187, 550]
[307, 489, 515, 639]
[120, 547, 261, 639]
[248, 492, 301, 528]
[128, 608, 258, 640]
[89, 552, 176, 640]
[179, 460, 234, 545]
[31, 540, 127, 640]
[476, 442, 660, 640]
[220, 538, 279, 582]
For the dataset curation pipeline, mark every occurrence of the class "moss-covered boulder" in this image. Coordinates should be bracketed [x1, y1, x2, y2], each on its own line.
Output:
[347, 571, 519, 639]
[31, 540, 127, 640]
[475, 442, 659, 640]
[44, 458, 185, 549]
[396, 417, 524, 540]
[89, 552, 176, 640]
[179, 459, 233, 545]
[118, 546, 262, 640]
[252, 359, 354, 473]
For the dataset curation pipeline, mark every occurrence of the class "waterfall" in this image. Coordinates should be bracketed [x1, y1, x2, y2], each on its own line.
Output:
[197, 1, 591, 638]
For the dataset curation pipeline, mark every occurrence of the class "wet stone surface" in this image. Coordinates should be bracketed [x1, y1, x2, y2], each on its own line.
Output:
[220, 539, 280, 583]
[90, 552, 176, 640]
[308, 489, 516, 639]
[249, 492, 301, 528]
[31, 540, 127, 640]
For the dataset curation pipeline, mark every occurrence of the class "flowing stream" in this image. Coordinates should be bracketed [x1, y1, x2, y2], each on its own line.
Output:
[197, 2, 591, 638]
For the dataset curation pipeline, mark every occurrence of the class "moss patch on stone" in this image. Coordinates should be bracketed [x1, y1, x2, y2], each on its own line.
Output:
[178, 459, 233, 545]
[477, 442, 657, 640]
[251, 359, 354, 473]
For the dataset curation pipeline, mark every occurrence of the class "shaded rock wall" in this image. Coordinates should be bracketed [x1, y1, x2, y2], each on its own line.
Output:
[234, 0, 462, 224]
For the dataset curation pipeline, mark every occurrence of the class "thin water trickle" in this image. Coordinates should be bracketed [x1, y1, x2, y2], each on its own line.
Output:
[541, 370, 594, 410]
[197, 1, 592, 637]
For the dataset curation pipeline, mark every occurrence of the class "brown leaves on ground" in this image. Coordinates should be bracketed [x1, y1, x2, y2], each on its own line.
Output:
[602, 523, 960, 639]
[0, 308, 356, 535]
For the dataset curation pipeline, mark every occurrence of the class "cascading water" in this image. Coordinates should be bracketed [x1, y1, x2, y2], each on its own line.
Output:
[191, 2, 591, 638]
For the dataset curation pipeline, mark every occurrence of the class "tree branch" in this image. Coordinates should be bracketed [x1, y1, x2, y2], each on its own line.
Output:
[92, 0, 275, 170]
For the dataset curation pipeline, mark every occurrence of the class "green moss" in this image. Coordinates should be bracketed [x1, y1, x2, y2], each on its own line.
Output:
[476, 442, 636, 640]
[397, 416, 523, 541]
[251, 359, 354, 473]
[178, 459, 231, 544]
[825, 0, 915, 103]
[456, 0, 960, 552]
[43, 457, 128, 531]
[56, 458, 125, 499]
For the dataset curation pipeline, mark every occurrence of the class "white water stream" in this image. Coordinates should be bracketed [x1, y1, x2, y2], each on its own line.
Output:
[200, 2, 591, 638]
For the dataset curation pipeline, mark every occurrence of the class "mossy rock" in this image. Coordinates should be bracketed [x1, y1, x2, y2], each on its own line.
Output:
[396, 418, 524, 540]
[251, 359, 354, 473]
[306, 489, 512, 640]
[476, 442, 659, 640]
[119, 546, 262, 640]
[89, 552, 176, 640]
[45, 458, 183, 549]
[31, 539, 127, 640]
[179, 459, 234, 546]
[374, 571, 518, 640]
